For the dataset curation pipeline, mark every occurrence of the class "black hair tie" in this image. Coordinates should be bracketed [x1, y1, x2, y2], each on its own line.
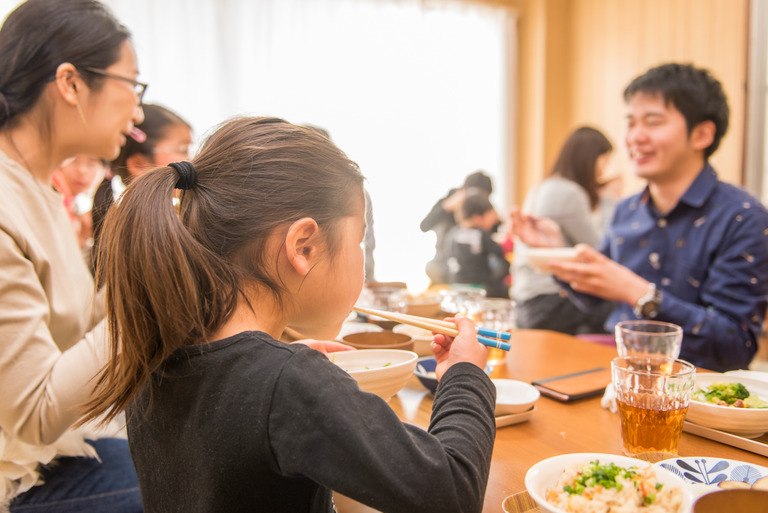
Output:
[169, 161, 197, 190]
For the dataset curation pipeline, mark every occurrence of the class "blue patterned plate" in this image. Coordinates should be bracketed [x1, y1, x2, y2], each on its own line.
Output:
[654, 457, 768, 490]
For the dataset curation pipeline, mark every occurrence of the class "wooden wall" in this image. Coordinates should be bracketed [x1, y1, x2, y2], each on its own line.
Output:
[484, 0, 750, 206]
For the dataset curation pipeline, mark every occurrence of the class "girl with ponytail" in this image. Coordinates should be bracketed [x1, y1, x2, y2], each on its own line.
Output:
[83, 116, 496, 513]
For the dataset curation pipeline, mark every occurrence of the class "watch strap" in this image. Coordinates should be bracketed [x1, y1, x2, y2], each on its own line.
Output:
[633, 282, 662, 318]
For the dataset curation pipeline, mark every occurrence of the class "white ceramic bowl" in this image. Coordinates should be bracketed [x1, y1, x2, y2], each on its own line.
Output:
[393, 323, 433, 356]
[492, 379, 540, 415]
[522, 247, 579, 274]
[686, 373, 768, 438]
[331, 349, 418, 402]
[525, 453, 693, 513]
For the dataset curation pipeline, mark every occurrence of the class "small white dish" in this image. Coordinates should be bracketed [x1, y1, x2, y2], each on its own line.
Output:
[495, 405, 535, 428]
[686, 373, 768, 438]
[525, 453, 692, 513]
[492, 379, 540, 415]
[654, 457, 768, 497]
[521, 247, 579, 274]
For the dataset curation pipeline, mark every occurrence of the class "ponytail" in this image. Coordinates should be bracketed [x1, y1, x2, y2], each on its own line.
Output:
[85, 163, 239, 423]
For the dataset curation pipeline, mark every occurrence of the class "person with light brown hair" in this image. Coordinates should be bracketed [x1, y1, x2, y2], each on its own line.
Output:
[0, 0, 145, 510]
[82, 116, 496, 512]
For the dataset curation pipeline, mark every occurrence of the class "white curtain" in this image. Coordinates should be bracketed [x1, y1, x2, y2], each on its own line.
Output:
[2, 0, 516, 291]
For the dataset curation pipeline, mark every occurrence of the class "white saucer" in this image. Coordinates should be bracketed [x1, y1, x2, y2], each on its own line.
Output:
[495, 405, 536, 428]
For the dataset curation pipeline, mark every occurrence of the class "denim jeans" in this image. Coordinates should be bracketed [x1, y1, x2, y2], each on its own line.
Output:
[516, 293, 612, 335]
[10, 438, 142, 513]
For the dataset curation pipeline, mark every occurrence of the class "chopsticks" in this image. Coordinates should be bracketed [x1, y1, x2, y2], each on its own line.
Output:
[352, 306, 511, 351]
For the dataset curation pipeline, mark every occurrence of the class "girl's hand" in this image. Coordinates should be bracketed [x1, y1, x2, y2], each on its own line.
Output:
[430, 314, 489, 381]
[292, 339, 356, 357]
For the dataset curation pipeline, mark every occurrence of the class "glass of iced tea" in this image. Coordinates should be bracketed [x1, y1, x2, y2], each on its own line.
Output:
[611, 356, 695, 456]
[615, 320, 682, 359]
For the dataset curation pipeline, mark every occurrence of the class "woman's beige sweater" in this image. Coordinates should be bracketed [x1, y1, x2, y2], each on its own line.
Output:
[0, 149, 113, 506]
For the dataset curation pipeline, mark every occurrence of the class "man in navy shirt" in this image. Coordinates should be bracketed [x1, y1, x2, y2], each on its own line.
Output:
[511, 63, 768, 372]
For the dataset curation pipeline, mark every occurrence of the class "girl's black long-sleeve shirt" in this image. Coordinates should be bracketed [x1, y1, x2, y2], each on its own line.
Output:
[128, 331, 496, 513]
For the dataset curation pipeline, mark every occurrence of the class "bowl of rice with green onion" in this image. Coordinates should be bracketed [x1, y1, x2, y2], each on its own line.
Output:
[525, 453, 691, 513]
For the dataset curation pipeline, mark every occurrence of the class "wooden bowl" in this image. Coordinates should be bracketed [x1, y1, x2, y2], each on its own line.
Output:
[342, 331, 414, 351]
[693, 489, 768, 513]
[404, 300, 442, 318]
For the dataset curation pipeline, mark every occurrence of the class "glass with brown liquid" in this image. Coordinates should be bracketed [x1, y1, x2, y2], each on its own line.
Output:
[612, 356, 695, 456]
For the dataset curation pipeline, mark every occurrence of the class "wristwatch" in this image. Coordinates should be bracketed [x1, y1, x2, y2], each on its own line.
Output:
[633, 282, 663, 319]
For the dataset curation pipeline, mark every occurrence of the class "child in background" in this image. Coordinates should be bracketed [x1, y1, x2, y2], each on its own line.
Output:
[81, 117, 495, 513]
[91, 103, 192, 266]
[444, 192, 510, 298]
[51, 154, 108, 251]
[421, 170, 495, 285]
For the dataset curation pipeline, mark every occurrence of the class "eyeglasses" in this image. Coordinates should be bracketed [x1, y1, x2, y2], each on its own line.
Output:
[82, 67, 148, 105]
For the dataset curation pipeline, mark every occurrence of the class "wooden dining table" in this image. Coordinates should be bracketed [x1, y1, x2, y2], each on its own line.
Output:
[334, 329, 768, 513]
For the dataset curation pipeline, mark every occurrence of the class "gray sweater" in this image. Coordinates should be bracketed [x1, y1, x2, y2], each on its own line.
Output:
[512, 177, 600, 302]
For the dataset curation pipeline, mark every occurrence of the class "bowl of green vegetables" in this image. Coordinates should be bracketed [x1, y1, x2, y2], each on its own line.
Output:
[686, 373, 768, 438]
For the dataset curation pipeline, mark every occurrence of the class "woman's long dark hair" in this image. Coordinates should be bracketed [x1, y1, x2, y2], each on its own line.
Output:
[81, 116, 364, 424]
[549, 126, 612, 210]
[0, 0, 130, 130]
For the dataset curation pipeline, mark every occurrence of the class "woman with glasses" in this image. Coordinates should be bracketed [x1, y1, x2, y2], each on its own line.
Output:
[0, 0, 144, 510]
[92, 104, 192, 271]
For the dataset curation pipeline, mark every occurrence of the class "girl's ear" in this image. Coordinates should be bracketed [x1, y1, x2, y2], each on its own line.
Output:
[285, 217, 320, 276]
[54, 62, 81, 107]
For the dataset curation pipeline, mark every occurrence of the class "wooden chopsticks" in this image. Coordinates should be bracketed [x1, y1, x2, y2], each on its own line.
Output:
[352, 306, 511, 351]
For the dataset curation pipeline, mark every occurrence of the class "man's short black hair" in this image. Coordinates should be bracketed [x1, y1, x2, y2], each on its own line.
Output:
[623, 63, 729, 159]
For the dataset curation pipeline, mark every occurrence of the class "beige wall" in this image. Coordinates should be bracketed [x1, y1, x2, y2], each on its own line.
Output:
[484, 0, 750, 205]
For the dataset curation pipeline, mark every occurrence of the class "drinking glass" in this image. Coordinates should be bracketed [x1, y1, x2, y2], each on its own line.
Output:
[615, 320, 682, 359]
[474, 298, 516, 365]
[439, 286, 486, 316]
[611, 356, 696, 456]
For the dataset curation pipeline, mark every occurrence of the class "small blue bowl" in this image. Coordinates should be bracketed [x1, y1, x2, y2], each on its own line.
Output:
[414, 356, 492, 395]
